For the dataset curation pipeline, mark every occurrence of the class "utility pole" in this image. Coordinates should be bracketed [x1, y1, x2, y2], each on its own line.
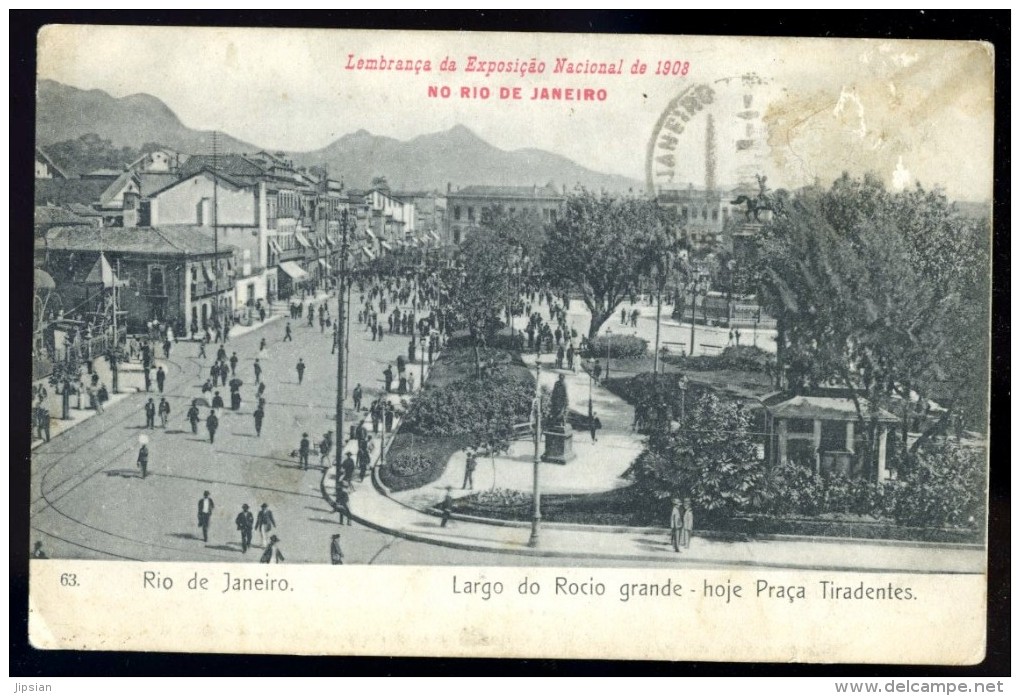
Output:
[212, 131, 220, 322]
[335, 209, 351, 490]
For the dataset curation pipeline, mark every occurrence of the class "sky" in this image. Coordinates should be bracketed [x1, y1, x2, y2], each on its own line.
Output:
[37, 26, 994, 200]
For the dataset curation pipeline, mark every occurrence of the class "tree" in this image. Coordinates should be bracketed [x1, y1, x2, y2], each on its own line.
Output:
[543, 190, 673, 338]
[754, 173, 990, 468]
[627, 391, 763, 518]
[449, 231, 518, 377]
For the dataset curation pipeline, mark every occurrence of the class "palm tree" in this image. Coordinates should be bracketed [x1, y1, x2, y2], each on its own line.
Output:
[639, 224, 685, 380]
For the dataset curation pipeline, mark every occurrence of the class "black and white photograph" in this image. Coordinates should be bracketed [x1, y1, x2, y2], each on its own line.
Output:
[24, 24, 997, 663]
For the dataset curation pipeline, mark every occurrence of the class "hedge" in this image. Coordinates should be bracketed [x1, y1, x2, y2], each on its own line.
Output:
[662, 344, 772, 372]
[582, 334, 648, 359]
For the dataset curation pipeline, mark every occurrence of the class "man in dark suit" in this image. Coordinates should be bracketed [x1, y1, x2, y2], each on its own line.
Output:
[299, 433, 310, 470]
[206, 410, 219, 444]
[197, 491, 214, 542]
[144, 398, 156, 429]
[235, 503, 254, 554]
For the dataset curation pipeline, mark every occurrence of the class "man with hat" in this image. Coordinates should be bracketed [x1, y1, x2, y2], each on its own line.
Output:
[255, 503, 277, 548]
[235, 503, 254, 554]
[681, 498, 694, 550]
[197, 491, 214, 542]
[669, 498, 683, 553]
[136, 439, 150, 480]
[298, 433, 311, 470]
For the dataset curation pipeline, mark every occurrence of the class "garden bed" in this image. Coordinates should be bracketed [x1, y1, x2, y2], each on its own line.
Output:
[380, 434, 470, 492]
[448, 486, 984, 544]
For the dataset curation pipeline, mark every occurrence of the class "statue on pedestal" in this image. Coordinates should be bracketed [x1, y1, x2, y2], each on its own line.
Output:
[550, 374, 569, 430]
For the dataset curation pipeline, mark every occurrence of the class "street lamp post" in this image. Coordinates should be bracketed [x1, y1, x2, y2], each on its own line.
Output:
[334, 209, 351, 494]
[528, 360, 542, 547]
[605, 327, 613, 381]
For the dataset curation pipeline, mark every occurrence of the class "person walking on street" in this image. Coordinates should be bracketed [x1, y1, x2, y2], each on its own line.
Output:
[197, 491, 214, 542]
[260, 535, 285, 563]
[136, 442, 149, 479]
[589, 412, 602, 443]
[254, 358, 262, 384]
[383, 365, 394, 393]
[158, 397, 171, 428]
[206, 410, 219, 444]
[259, 337, 267, 354]
[144, 398, 156, 429]
[229, 352, 238, 375]
[462, 448, 477, 490]
[439, 486, 454, 527]
[198, 339, 207, 359]
[357, 438, 371, 481]
[212, 391, 224, 410]
[592, 359, 603, 386]
[352, 383, 362, 411]
[296, 358, 306, 385]
[284, 322, 293, 341]
[255, 503, 276, 548]
[670, 498, 683, 553]
[253, 404, 264, 437]
[143, 367, 152, 392]
[34, 403, 51, 442]
[681, 499, 694, 549]
[187, 401, 200, 434]
[235, 504, 254, 554]
[341, 451, 356, 490]
[330, 533, 344, 565]
[335, 484, 352, 526]
[319, 431, 334, 468]
[298, 433, 310, 470]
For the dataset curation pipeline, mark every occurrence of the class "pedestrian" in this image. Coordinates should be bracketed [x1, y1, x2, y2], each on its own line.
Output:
[260, 535, 285, 563]
[254, 358, 262, 384]
[255, 503, 276, 547]
[206, 410, 219, 443]
[158, 397, 171, 428]
[319, 431, 333, 468]
[253, 404, 264, 437]
[567, 344, 575, 372]
[342, 451, 356, 489]
[34, 403, 51, 443]
[383, 364, 394, 393]
[220, 362, 229, 386]
[298, 433, 310, 470]
[407, 372, 415, 393]
[439, 486, 454, 527]
[670, 498, 682, 552]
[284, 322, 293, 341]
[229, 352, 238, 375]
[357, 438, 371, 481]
[592, 359, 603, 385]
[143, 367, 152, 392]
[187, 400, 200, 434]
[682, 498, 694, 549]
[330, 533, 344, 565]
[259, 337, 267, 354]
[136, 442, 149, 479]
[621, 308, 627, 325]
[31, 541, 48, 559]
[335, 484, 352, 526]
[217, 344, 227, 363]
[370, 400, 381, 433]
[462, 448, 477, 490]
[198, 339, 207, 359]
[352, 383, 363, 411]
[296, 358, 306, 385]
[384, 401, 394, 432]
[144, 398, 156, 429]
[397, 354, 406, 376]
[589, 411, 602, 443]
[211, 391, 224, 410]
[197, 491, 214, 542]
[235, 504, 254, 554]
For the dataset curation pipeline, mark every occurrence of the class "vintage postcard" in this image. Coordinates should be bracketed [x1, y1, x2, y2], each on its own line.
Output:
[29, 26, 993, 663]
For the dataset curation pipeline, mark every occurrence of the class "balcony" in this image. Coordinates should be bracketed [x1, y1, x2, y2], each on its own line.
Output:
[191, 279, 234, 297]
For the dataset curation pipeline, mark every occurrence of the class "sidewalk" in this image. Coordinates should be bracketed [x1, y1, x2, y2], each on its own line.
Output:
[320, 345, 984, 573]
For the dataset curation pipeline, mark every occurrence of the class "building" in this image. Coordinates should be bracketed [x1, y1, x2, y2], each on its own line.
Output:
[761, 389, 899, 482]
[444, 184, 564, 245]
[37, 225, 235, 336]
[35, 147, 68, 180]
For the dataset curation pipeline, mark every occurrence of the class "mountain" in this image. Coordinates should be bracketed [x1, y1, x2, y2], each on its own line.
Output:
[292, 124, 642, 193]
[36, 79, 256, 157]
[37, 80, 642, 192]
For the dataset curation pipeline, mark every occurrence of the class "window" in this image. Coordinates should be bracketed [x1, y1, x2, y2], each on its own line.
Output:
[468, 207, 475, 222]
[454, 206, 461, 221]
[681, 206, 688, 219]
[453, 227, 462, 244]
[701, 207, 708, 220]
[711, 209, 719, 221]
[149, 265, 166, 296]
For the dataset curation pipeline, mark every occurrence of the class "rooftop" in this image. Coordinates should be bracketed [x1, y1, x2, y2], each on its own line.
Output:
[40, 225, 235, 257]
[35, 178, 111, 208]
[760, 390, 898, 424]
[450, 184, 563, 200]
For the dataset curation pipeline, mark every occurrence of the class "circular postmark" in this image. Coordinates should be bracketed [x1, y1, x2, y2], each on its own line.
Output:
[645, 83, 717, 196]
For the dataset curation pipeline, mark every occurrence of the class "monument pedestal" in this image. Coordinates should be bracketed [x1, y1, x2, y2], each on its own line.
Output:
[542, 425, 576, 464]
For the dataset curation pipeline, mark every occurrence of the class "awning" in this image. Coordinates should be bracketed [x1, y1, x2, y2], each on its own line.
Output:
[362, 246, 376, 260]
[294, 231, 311, 248]
[325, 233, 337, 247]
[365, 229, 377, 240]
[202, 262, 216, 282]
[269, 239, 283, 255]
[380, 240, 393, 251]
[278, 261, 309, 280]
[318, 259, 332, 272]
